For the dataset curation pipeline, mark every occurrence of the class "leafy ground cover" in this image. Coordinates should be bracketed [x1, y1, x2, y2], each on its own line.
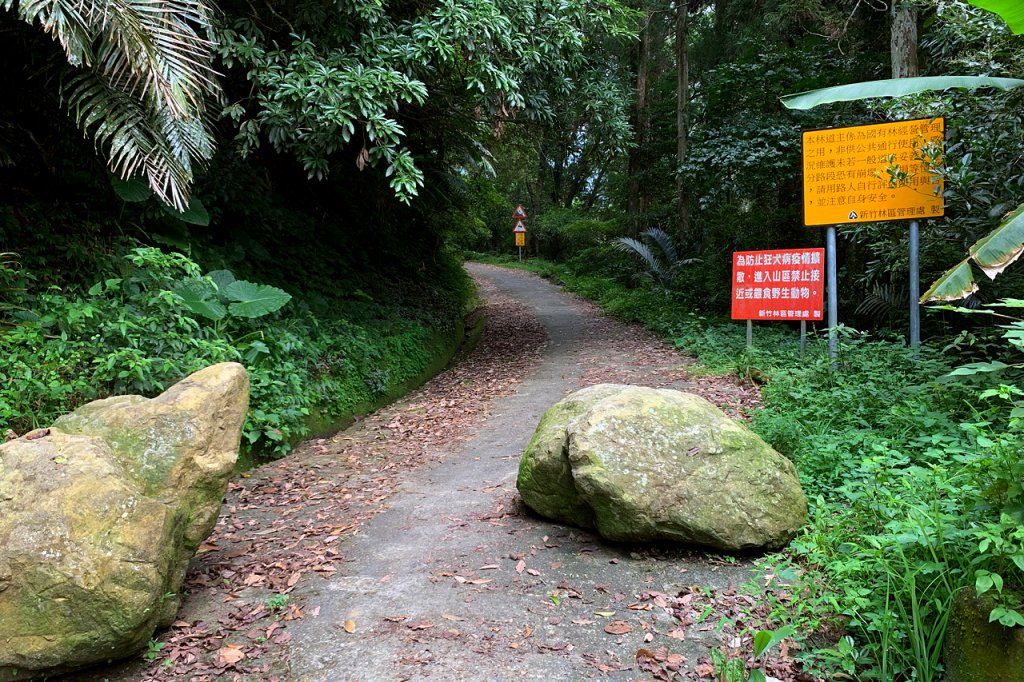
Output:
[475, 253, 1024, 681]
[0, 243, 472, 460]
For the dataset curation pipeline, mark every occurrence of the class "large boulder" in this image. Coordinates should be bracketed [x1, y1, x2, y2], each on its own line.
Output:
[517, 384, 807, 551]
[0, 363, 249, 680]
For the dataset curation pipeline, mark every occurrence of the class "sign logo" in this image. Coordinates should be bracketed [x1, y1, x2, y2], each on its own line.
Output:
[802, 118, 944, 226]
[731, 249, 825, 321]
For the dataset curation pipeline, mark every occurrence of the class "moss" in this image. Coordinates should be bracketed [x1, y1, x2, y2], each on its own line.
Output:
[944, 589, 1024, 682]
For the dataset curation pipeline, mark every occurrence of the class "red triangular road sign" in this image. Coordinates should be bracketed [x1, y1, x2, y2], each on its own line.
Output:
[512, 204, 527, 219]
[513, 220, 527, 233]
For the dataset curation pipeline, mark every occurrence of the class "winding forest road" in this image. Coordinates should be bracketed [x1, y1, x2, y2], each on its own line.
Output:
[84, 264, 799, 682]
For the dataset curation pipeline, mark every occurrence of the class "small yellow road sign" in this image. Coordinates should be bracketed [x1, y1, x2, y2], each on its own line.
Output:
[515, 232, 525, 247]
[802, 118, 944, 226]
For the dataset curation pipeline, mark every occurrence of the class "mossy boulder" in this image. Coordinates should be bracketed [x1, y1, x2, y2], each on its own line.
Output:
[517, 385, 807, 552]
[0, 363, 249, 680]
[944, 589, 1024, 682]
[517, 384, 625, 529]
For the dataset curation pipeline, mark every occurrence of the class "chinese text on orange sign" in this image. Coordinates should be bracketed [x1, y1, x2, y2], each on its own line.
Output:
[802, 118, 944, 226]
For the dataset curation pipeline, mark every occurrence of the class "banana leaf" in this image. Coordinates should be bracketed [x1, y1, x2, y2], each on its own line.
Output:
[969, 1, 1024, 34]
[921, 259, 978, 302]
[781, 76, 1024, 110]
[969, 202, 1024, 279]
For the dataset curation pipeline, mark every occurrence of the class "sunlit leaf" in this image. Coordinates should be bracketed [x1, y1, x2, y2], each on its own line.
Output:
[969, 202, 1024, 279]
[173, 279, 227, 321]
[969, 1, 1024, 33]
[781, 76, 1024, 110]
[921, 259, 978, 302]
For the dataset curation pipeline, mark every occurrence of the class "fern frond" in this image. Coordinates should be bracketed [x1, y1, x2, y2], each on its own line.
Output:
[855, 282, 907, 322]
[8, 0, 221, 209]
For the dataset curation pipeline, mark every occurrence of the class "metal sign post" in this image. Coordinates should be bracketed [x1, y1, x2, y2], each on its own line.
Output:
[826, 226, 838, 364]
[909, 219, 920, 350]
[512, 205, 528, 260]
[802, 118, 945, 355]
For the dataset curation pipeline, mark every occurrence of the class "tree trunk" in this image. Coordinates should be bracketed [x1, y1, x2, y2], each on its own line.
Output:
[675, 0, 689, 238]
[890, 2, 919, 78]
[627, 7, 651, 233]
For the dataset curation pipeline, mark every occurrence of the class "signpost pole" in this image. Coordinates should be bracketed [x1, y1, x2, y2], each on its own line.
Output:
[800, 320, 806, 358]
[746, 320, 752, 349]
[826, 225, 838, 364]
[908, 219, 920, 350]
[518, 246, 522, 262]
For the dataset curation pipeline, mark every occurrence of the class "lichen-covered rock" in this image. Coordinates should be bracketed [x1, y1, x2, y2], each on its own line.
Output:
[517, 384, 626, 529]
[0, 363, 249, 680]
[516, 385, 807, 552]
[944, 589, 1024, 682]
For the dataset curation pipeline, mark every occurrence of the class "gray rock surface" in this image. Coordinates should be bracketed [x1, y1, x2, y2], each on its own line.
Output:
[518, 384, 807, 551]
[0, 363, 248, 680]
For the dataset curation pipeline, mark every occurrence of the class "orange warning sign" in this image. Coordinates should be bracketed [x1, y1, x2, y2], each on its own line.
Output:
[802, 118, 944, 226]
[731, 249, 825, 321]
[515, 232, 525, 247]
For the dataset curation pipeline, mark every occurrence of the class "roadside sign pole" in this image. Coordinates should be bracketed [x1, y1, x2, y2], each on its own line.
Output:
[908, 219, 920, 350]
[800, 320, 806, 358]
[518, 246, 522, 262]
[746, 320, 753, 349]
[826, 225, 838, 364]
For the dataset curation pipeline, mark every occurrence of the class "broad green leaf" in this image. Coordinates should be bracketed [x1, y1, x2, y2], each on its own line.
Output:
[173, 279, 227, 321]
[161, 197, 211, 226]
[224, 280, 292, 318]
[921, 259, 978, 302]
[969, 1, 1024, 34]
[207, 270, 236, 298]
[969, 202, 1024, 279]
[748, 670, 767, 682]
[781, 76, 1024, 110]
[752, 624, 795, 657]
[947, 361, 1010, 376]
[111, 175, 152, 202]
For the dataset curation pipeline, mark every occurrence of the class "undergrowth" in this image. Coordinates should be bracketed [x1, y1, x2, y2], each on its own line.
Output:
[1, 245, 469, 458]
[475, 254, 1024, 681]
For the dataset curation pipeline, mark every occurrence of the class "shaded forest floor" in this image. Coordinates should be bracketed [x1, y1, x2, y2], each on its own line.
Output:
[73, 264, 816, 682]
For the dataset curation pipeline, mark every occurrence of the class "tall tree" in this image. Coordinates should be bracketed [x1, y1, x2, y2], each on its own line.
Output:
[676, 0, 690, 236]
[628, 6, 654, 226]
[891, 0, 919, 77]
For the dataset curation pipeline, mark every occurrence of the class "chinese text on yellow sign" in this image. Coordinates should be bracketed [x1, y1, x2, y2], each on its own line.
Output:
[802, 118, 944, 226]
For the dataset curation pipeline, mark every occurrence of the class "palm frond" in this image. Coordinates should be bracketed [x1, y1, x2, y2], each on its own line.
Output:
[8, 0, 221, 209]
[614, 237, 661, 277]
[641, 227, 679, 265]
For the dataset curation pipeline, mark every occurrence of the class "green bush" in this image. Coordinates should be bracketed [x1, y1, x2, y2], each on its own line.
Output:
[0, 247, 464, 458]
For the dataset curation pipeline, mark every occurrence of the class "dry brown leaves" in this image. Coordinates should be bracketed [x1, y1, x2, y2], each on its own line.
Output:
[130, 286, 547, 680]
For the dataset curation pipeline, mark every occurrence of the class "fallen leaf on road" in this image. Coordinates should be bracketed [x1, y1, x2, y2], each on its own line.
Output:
[604, 620, 632, 635]
[343, 620, 356, 633]
[216, 644, 245, 666]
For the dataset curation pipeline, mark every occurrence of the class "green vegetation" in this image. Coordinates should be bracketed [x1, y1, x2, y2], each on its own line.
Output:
[481, 251, 1024, 680]
[3, 0, 1024, 678]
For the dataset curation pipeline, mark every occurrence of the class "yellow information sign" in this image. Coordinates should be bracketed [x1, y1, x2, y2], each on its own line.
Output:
[802, 118, 944, 226]
[515, 232, 525, 247]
